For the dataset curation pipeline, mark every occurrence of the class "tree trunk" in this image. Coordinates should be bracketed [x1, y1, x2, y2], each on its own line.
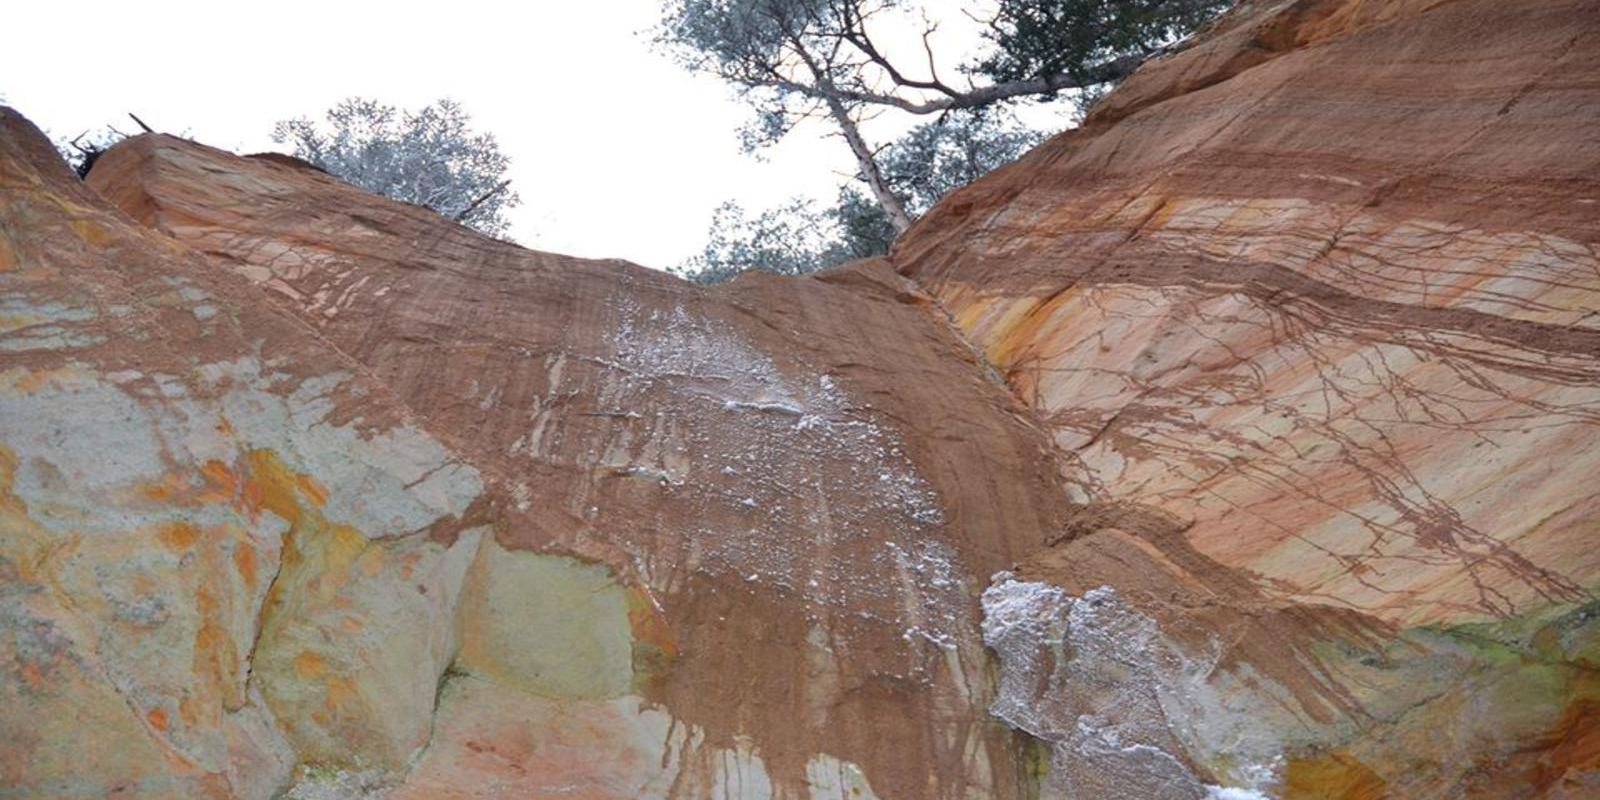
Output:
[789, 37, 914, 234]
[822, 96, 913, 233]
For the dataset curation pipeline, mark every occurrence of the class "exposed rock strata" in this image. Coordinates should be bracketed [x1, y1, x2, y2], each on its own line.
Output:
[902, 0, 1600, 626]
[896, 0, 1600, 795]
[0, 109, 482, 797]
[67, 109, 1082, 797]
[1, 0, 1597, 796]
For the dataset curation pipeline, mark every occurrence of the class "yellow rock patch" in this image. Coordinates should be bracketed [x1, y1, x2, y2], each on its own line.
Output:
[1282, 750, 1387, 799]
[293, 652, 327, 679]
[157, 521, 200, 552]
[458, 539, 634, 699]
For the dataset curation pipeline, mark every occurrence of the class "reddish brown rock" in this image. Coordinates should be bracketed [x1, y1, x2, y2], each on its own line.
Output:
[899, 0, 1600, 625]
[896, 0, 1600, 795]
[4, 0, 1597, 796]
[89, 125, 1076, 797]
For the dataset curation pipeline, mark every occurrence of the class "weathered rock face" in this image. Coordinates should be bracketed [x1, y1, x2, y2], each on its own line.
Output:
[3, 0, 1598, 796]
[0, 109, 483, 797]
[80, 115, 1079, 795]
[7, 103, 1086, 796]
[895, 0, 1600, 796]
[900, 0, 1600, 628]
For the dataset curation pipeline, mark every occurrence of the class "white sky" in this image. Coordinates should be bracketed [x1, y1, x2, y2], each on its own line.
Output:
[2, 0, 1072, 268]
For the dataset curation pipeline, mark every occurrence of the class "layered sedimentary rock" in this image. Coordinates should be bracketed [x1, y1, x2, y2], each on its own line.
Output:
[3, 0, 1598, 796]
[0, 109, 484, 797]
[896, 0, 1600, 795]
[70, 107, 1079, 797]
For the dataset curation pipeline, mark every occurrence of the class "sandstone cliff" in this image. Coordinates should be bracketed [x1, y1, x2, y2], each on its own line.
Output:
[2, 0, 1598, 797]
[896, 0, 1600, 795]
[0, 109, 485, 798]
[81, 118, 1077, 799]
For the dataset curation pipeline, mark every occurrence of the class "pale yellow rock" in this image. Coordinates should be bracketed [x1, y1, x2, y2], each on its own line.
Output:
[0, 107, 483, 797]
[248, 478, 485, 770]
[455, 538, 634, 699]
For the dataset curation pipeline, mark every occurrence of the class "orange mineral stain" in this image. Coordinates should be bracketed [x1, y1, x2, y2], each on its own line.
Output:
[627, 586, 679, 660]
[12, 367, 76, 395]
[357, 546, 384, 578]
[324, 675, 356, 710]
[157, 521, 200, 552]
[191, 584, 234, 699]
[293, 651, 327, 679]
[296, 473, 329, 508]
[199, 459, 240, 505]
[1528, 692, 1600, 792]
[233, 544, 257, 590]
[244, 450, 303, 524]
[19, 661, 45, 691]
[179, 695, 200, 726]
[69, 217, 117, 248]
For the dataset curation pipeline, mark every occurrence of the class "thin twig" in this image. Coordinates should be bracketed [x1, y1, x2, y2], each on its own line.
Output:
[454, 179, 511, 222]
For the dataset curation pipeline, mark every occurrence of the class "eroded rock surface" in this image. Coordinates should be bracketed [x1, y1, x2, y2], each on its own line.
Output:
[84, 110, 1075, 797]
[4, 0, 1599, 796]
[896, 0, 1600, 795]
[0, 109, 482, 798]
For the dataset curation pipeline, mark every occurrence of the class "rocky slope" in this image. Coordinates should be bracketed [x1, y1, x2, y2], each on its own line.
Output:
[896, 0, 1600, 795]
[84, 119, 1083, 799]
[0, 109, 485, 797]
[2, 0, 1597, 797]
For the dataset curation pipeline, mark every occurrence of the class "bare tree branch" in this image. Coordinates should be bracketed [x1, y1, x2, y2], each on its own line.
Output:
[653, 0, 1222, 248]
[750, 50, 1149, 115]
[454, 179, 511, 222]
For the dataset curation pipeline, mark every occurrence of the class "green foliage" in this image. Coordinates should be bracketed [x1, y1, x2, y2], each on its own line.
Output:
[657, 0, 891, 152]
[831, 187, 897, 258]
[878, 111, 1045, 216]
[677, 110, 1042, 283]
[658, 0, 827, 78]
[273, 98, 520, 237]
[976, 0, 1231, 87]
[671, 195, 865, 284]
[661, 0, 1231, 282]
[659, 0, 1231, 147]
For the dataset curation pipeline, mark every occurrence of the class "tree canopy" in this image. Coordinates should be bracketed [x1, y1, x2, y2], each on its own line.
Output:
[979, 0, 1229, 87]
[676, 110, 1041, 283]
[659, 0, 1231, 282]
[273, 98, 521, 237]
[661, 0, 1229, 119]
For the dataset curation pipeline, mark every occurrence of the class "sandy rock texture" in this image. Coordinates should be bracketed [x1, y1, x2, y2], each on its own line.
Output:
[897, 0, 1600, 795]
[85, 110, 1076, 797]
[0, 109, 482, 798]
[1, 0, 1597, 796]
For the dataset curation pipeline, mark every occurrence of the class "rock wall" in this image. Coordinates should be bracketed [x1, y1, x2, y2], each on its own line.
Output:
[899, 0, 1600, 628]
[53, 107, 1080, 796]
[2, 0, 1598, 797]
[896, 0, 1600, 796]
[0, 109, 483, 797]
